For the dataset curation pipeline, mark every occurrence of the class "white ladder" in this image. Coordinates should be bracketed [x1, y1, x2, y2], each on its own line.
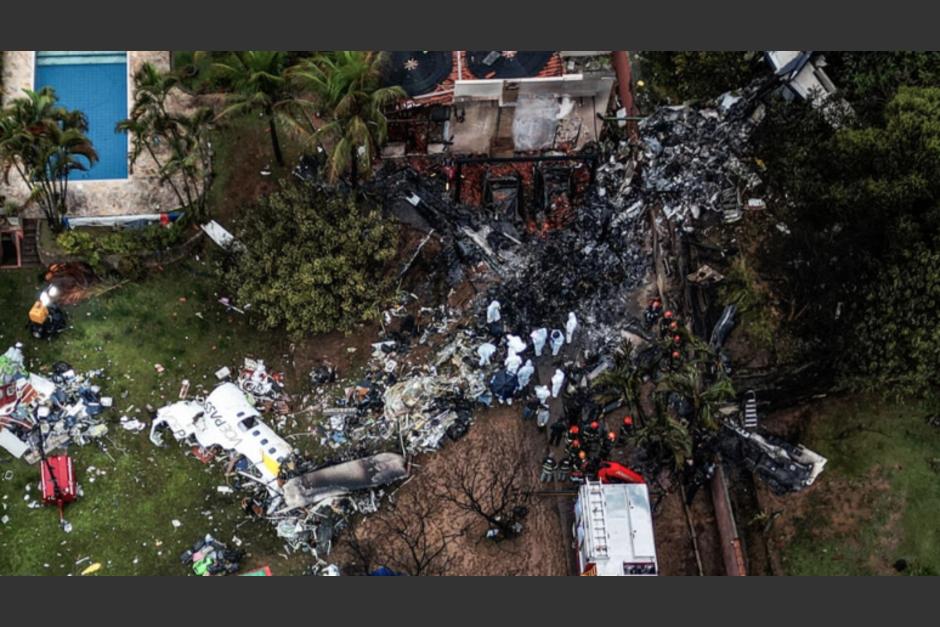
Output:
[587, 483, 609, 558]
[743, 396, 759, 430]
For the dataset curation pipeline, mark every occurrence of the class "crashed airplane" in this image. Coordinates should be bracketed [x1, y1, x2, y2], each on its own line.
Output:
[150, 382, 292, 491]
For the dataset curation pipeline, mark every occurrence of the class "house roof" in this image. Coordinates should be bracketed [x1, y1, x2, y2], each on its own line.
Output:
[391, 51, 566, 108]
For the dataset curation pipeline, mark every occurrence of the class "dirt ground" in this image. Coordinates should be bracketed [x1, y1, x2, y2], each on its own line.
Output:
[750, 405, 901, 576]
[333, 406, 572, 576]
[650, 477, 725, 575]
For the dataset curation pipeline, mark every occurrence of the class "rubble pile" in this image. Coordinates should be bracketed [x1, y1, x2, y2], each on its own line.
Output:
[483, 195, 650, 352]
[598, 86, 765, 224]
[314, 328, 487, 456]
[0, 344, 112, 464]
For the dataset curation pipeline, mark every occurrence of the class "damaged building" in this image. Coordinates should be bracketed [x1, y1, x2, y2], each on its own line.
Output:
[382, 51, 616, 158]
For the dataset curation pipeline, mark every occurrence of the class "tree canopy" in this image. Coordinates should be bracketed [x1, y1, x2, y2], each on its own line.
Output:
[219, 181, 399, 337]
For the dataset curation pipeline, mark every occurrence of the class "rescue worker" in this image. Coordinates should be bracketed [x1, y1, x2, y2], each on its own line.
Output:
[582, 420, 601, 444]
[660, 310, 676, 338]
[644, 297, 663, 327]
[477, 342, 497, 367]
[536, 407, 550, 429]
[535, 385, 551, 407]
[486, 300, 501, 324]
[618, 415, 635, 445]
[486, 301, 503, 337]
[565, 312, 578, 344]
[516, 359, 535, 389]
[555, 457, 572, 482]
[670, 349, 683, 369]
[549, 329, 565, 356]
[577, 450, 591, 476]
[565, 424, 580, 446]
[551, 369, 565, 398]
[506, 334, 526, 357]
[531, 328, 548, 357]
[565, 438, 582, 460]
[549, 418, 568, 446]
[540, 455, 556, 483]
[504, 352, 522, 375]
[601, 431, 617, 458]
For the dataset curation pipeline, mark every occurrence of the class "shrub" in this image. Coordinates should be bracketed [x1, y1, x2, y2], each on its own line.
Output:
[57, 223, 185, 273]
[218, 181, 399, 338]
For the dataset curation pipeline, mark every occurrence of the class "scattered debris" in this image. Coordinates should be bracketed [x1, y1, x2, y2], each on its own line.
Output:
[180, 534, 242, 576]
[1, 345, 112, 463]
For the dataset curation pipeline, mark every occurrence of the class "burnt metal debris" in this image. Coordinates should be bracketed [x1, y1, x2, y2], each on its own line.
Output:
[0, 83, 828, 571]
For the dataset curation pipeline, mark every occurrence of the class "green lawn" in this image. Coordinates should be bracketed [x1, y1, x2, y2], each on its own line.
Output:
[0, 261, 312, 575]
[778, 396, 940, 576]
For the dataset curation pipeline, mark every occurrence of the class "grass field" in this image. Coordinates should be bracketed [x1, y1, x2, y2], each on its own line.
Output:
[0, 261, 313, 575]
[776, 396, 940, 576]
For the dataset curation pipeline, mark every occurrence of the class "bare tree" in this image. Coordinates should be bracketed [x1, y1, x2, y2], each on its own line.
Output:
[432, 428, 533, 541]
[341, 489, 455, 576]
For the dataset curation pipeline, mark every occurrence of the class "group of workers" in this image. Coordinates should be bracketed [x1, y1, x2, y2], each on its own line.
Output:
[540, 410, 636, 483]
[645, 296, 686, 368]
[483, 300, 578, 408]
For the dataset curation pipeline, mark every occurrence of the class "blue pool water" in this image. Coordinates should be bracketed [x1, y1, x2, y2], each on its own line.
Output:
[34, 51, 129, 180]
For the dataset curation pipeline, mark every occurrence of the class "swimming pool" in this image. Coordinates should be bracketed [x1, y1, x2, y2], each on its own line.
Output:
[34, 51, 129, 180]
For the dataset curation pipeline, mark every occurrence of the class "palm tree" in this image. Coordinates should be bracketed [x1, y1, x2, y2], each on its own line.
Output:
[289, 51, 405, 186]
[208, 51, 308, 166]
[0, 88, 97, 232]
[118, 64, 214, 220]
[594, 343, 647, 421]
[634, 405, 694, 472]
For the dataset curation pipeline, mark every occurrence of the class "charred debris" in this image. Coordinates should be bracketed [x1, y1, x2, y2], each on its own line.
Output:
[0, 82, 829, 573]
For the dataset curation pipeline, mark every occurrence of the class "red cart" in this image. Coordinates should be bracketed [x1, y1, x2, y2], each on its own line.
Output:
[40, 454, 77, 522]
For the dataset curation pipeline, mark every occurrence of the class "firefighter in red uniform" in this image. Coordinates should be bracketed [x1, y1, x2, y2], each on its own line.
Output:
[659, 310, 677, 338]
[618, 415, 634, 445]
[600, 430, 617, 459]
[565, 438, 582, 461]
[583, 420, 601, 445]
[644, 297, 663, 327]
[564, 425, 580, 446]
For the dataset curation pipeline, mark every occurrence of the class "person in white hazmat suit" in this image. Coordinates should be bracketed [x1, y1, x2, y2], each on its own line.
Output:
[486, 300, 501, 323]
[516, 359, 534, 389]
[505, 334, 526, 357]
[477, 342, 497, 367]
[549, 330, 565, 356]
[551, 369, 566, 398]
[530, 328, 547, 357]
[565, 312, 578, 344]
[535, 385, 551, 407]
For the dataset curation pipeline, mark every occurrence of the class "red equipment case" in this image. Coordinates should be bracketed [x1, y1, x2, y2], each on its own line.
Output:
[40, 454, 77, 508]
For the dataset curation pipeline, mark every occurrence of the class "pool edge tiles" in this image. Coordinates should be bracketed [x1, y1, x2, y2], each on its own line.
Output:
[34, 51, 129, 181]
